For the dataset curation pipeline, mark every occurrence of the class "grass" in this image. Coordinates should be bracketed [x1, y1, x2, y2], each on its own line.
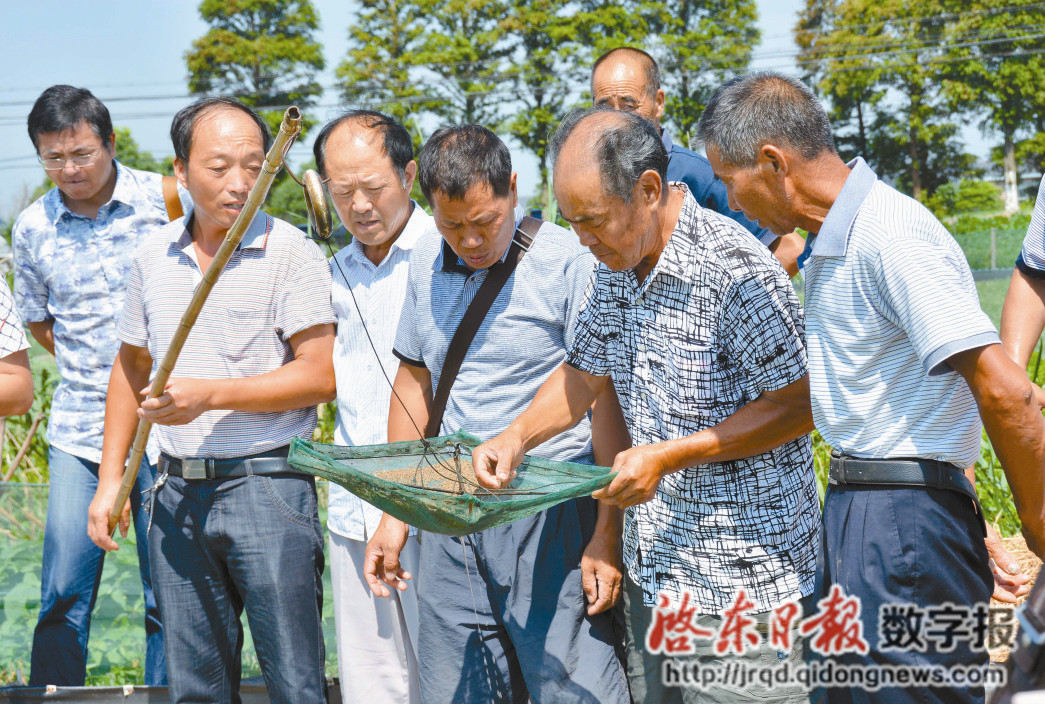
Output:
[951, 228, 1025, 271]
[0, 484, 338, 687]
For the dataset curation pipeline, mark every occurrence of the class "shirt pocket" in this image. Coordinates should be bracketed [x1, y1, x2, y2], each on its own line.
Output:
[666, 342, 718, 405]
[220, 306, 271, 363]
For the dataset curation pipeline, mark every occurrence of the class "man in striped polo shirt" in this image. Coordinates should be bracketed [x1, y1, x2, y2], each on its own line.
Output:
[698, 72, 1045, 704]
[87, 98, 336, 704]
[363, 125, 630, 704]
[315, 109, 430, 704]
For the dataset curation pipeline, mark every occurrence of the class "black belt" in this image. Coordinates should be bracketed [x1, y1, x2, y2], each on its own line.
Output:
[159, 445, 295, 480]
[829, 452, 986, 536]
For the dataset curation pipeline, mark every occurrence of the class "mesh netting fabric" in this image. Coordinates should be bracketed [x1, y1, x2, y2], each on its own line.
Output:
[288, 431, 615, 535]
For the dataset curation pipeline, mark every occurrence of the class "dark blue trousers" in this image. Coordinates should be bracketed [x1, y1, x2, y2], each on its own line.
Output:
[822, 484, 992, 704]
[148, 470, 326, 704]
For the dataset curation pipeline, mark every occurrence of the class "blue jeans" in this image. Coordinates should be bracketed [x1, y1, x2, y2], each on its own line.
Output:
[148, 468, 325, 704]
[30, 447, 165, 686]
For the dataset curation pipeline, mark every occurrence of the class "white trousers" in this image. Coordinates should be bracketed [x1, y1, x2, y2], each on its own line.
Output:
[329, 531, 421, 704]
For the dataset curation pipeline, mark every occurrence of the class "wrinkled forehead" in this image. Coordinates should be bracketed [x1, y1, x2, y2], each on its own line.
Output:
[187, 106, 265, 157]
[591, 57, 649, 96]
[326, 122, 394, 170]
[554, 152, 605, 200]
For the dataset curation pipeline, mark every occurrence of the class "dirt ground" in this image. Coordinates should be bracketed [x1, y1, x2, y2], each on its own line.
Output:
[989, 534, 1042, 662]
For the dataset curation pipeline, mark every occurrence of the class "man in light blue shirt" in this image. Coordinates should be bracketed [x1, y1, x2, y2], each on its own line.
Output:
[364, 125, 630, 704]
[314, 109, 430, 704]
[699, 72, 1045, 704]
[12, 85, 182, 687]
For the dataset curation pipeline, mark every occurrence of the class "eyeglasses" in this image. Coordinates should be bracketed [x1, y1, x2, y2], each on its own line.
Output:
[37, 152, 99, 171]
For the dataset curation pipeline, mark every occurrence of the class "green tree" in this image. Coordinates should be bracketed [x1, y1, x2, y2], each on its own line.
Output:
[868, 113, 979, 197]
[266, 159, 315, 226]
[185, 0, 325, 134]
[796, 0, 884, 161]
[925, 178, 1000, 218]
[1016, 132, 1045, 173]
[501, 0, 583, 199]
[658, 0, 759, 147]
[413, 0, 513, 126]
[573, 0, 662, 61]
[114, 127, 170, 174]
[794, 0, 972, 199]
[336, 0, 511, 135]
[941, 0, 1045, 214]
[337, 0, 431, 136]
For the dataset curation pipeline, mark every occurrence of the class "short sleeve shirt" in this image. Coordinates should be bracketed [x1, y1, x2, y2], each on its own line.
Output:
[327, 203, 432, 541]
[392, 212, 594, 462]
[1017, 174, 1045, 277]
[567, 184, 819, 613]
[118, 212, 335, 459]
[0, 282, 29, 358]
[803, 158, 998, 468]
[12, 162, 182, 462]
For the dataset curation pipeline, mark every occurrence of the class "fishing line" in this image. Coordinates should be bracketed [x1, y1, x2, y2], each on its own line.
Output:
[322, 235, 434, 453]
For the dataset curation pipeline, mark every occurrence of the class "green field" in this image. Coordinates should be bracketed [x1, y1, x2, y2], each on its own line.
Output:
[0, 485, 338, 686]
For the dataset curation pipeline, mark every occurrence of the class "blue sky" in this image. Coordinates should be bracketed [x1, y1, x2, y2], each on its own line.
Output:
[0, 0, 978, 218]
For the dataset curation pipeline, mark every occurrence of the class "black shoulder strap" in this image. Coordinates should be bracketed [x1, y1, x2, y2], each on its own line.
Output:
[424, 216, 541, 438]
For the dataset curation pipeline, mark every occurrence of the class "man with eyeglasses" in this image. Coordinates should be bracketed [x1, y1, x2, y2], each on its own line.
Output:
[11, 84, 188, 687]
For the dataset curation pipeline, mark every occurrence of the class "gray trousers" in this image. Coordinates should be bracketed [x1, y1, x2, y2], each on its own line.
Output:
[623, 572, 820, 704]
[329, 532, 421, 704]
[415, 497, 631, 704]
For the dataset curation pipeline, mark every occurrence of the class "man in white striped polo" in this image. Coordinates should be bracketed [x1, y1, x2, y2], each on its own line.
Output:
[698, 72, 1045, 704]
[87, 97, 336, 704]
[314, 110, 429, 704]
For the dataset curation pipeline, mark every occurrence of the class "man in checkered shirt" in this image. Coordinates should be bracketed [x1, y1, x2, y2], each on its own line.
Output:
[474, 108, 821, 704]
[0, 280, 33, 417]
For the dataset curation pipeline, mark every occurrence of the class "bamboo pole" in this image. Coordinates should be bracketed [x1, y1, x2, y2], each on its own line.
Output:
[2, 414, 43, 482]
[107, 106, 303, 534]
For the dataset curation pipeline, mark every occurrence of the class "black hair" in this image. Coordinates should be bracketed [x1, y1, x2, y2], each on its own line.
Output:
[550, 107, 668, 203]
[313, 109, 414, 184]
[27, 85, 113, 152]
[417, 125, 512, 203]
[169, 97, 272, 163]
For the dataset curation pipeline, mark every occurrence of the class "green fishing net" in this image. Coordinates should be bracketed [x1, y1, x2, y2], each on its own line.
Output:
[288, 431, 615, 535]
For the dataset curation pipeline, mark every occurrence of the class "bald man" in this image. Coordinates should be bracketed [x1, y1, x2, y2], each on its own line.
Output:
[313, 109, 429, 704]
[591, 47, 804, 277]
[475, 107, 820, 704]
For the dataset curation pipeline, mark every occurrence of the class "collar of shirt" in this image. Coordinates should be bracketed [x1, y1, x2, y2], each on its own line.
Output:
[811, 157, 877, 259]
[629, 183, 696, 301]
[343, 200, 426, 269]
[661, 129, 673, 153]
[45, 159, 131, 225]
[171, 210, 272, 256]
[438, 205, 525, 275]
